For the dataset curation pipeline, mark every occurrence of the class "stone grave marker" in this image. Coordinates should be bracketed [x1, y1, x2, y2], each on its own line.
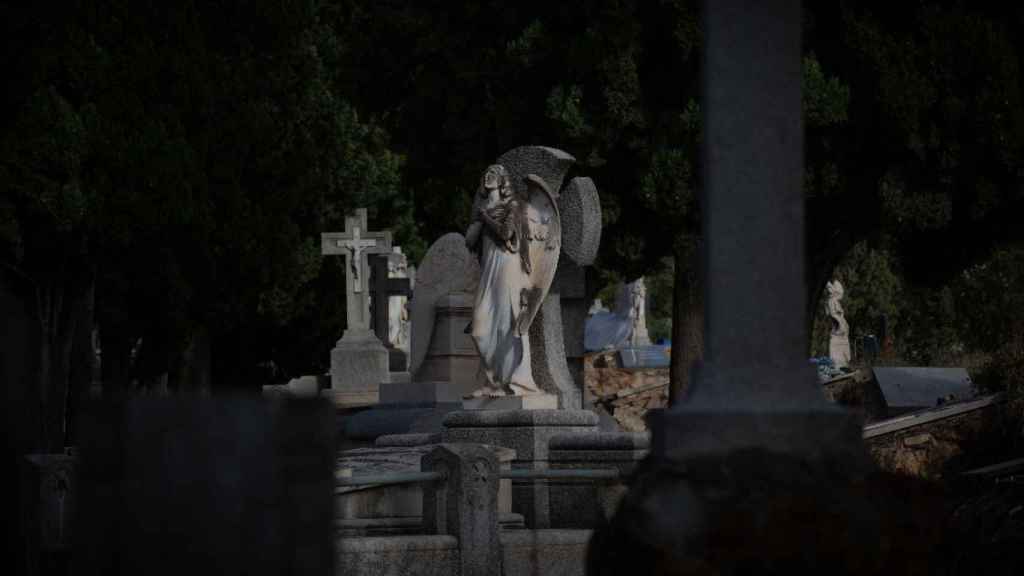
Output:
[408, 233, 481, 380]
[321, 208, 393, 406]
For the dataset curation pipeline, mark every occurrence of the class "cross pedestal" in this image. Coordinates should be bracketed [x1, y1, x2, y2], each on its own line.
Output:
[321, 209, 393, 406]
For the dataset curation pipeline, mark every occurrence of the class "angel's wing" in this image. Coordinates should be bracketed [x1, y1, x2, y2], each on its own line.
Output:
[515, 174, 561, 337]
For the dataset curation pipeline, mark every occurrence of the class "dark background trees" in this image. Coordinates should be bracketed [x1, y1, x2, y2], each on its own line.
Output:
[2, 0, 1023, 458]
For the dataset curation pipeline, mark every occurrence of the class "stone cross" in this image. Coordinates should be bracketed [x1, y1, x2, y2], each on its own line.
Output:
[321, 209, 392, 335]
[368, 253, 412, 345]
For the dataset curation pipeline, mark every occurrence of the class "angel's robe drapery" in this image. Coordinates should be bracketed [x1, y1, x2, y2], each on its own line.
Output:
[470, 232, 540, 393]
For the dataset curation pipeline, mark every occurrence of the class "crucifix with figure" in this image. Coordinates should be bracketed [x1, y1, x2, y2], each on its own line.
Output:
[321, 208, 392, 338]
[320, 208, 394, 404]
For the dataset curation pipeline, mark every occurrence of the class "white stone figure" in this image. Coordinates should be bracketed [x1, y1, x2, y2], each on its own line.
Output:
[387, 247, 411, 355]
[626, 278, 651, 346]
[464, 164, 561, 397]
[826, 280, 851, 368]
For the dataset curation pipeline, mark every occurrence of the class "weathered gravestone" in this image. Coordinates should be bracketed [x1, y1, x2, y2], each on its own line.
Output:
[407, 232, 483, 398]
[322, 208, 393, 406]
[73, 397, 334, 575]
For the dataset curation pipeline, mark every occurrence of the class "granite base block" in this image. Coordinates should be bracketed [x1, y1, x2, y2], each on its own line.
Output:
[330, 330, 390, 401]
[441, 410, 599, 529]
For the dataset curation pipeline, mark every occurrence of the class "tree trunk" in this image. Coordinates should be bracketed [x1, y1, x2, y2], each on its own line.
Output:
[668, 244, 704, 406]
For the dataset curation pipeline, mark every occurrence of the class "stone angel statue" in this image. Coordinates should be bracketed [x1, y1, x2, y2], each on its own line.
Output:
[464, 164, 561, 396]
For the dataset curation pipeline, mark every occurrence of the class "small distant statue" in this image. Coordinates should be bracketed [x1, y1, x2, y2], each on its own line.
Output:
[464, 164, 561, 396]
[585, 278, 651, 351]
[626, 278, 651, 346]
[826, 280, 851, 369]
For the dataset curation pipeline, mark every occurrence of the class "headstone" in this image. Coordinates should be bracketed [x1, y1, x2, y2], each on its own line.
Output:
[321, 208, 393, 406]
[409, 233, 480, 378]
[872, 366, 975, 414]
[826, 279, 851, 368]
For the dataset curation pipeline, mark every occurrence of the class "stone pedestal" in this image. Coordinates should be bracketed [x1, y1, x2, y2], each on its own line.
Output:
[441, 409, 599, 528]
[414, 294, 482, 391]
[326, 329, 390, 407]
[548, 432, 649, 528]
[335, 444, 516, 538]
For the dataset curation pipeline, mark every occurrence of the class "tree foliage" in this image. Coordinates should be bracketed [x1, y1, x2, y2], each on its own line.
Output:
[3, 0, 1024, 452]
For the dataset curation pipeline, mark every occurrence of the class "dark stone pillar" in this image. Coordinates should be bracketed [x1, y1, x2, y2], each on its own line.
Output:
[588, 2, 944, 573]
